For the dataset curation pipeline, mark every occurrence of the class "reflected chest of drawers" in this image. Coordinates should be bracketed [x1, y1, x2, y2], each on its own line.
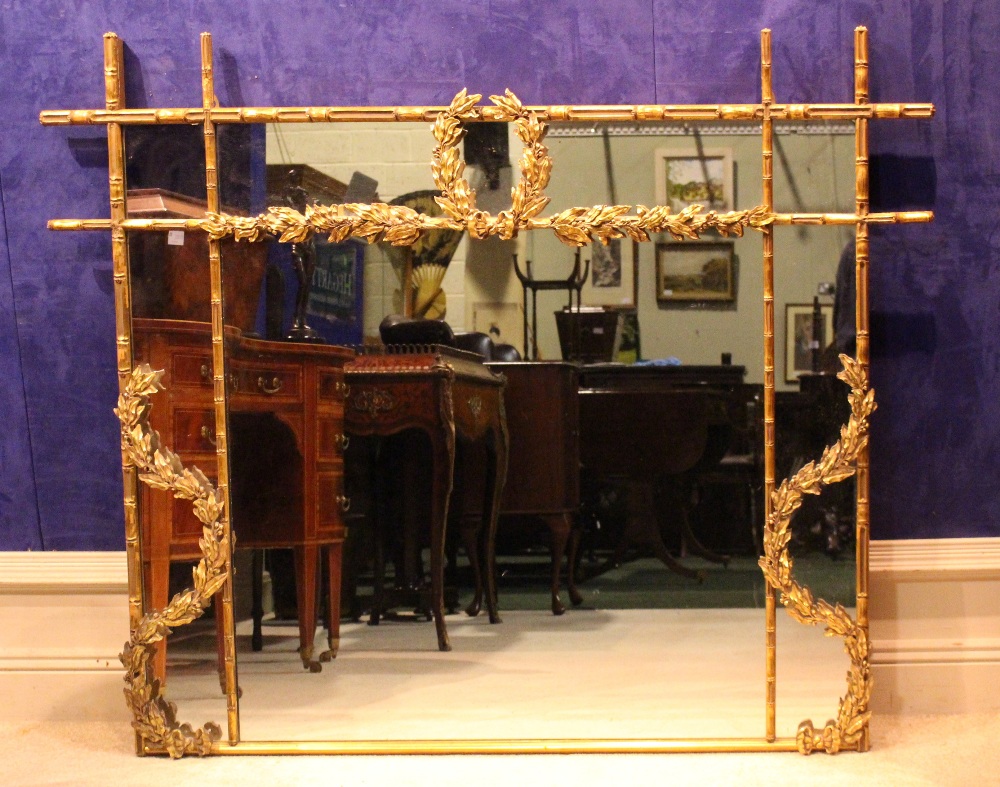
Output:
[133, 318, 353, 677]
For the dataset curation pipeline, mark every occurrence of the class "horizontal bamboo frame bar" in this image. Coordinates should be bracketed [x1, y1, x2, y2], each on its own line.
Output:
[48, 210, 933, 233]
[769, 211, 932, 225]
[145, 737, 824, 756]
[40, 102, 933, 126]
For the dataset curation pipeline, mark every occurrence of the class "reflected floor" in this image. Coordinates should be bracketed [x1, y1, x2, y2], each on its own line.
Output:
[498, 553, 855, 610]
[167, 604, 852, 743]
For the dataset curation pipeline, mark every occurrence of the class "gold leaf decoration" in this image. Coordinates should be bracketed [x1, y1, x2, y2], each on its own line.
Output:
[198, 90, 774, 249]
[759, 354, 876, 755]
[115, 364, 227, 758]
[432, 89, 484, 227]
[489, 89, 551, 238]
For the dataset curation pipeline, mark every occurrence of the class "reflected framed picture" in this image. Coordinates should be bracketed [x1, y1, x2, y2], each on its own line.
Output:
[785, 302, 834, 383]
[655, 241, 735, 304]
[581, 238, 635, 308]
[655, 147, 733, 213]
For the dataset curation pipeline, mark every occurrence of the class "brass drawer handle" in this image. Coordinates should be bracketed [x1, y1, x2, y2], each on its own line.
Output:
[337, 433, 350, 451]
[200, 425, 217, 447]
[257, 375, 283, 395]
[200, 364, 239, 393]
[336, 494, 351, 513]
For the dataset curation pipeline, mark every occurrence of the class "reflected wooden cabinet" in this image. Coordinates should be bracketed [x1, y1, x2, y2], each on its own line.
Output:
[133, 318, 354, 677]
[127, 188, 268, 334]
[460, 361, 581, 615]
[487, 361, 580, 515]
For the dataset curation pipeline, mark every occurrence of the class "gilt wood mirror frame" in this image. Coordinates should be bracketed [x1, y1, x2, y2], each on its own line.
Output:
[41, 27, 933, 758]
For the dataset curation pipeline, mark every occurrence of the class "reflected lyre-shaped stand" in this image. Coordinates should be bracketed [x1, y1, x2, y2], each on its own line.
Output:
[512, 250, 588, 360]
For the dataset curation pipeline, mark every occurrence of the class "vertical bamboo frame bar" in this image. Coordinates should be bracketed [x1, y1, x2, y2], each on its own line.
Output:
[759, 29, 778, 744]
[852, 26, 872, 753]
[200, 32, 241, 744]
[103, 33, 144, 756]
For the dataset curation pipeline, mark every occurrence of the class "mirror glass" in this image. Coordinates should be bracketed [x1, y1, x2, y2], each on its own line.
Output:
[124, 123, 232, 727]
[771, 122, 857, 610]
[132, 116, 860, 741]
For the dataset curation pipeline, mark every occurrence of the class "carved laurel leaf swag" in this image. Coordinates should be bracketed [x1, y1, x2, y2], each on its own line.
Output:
[201, 89, 774, 249]
[759, 354, 876, 754]
[117, 364, 226, 757]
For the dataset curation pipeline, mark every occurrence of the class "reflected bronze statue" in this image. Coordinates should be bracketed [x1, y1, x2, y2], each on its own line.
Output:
[282, 168, 324, 343]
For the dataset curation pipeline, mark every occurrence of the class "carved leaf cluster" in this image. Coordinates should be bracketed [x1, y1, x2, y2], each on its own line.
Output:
[759, 354, 875, 754]
[115, 364, 228, 758]
[489, 90, 552, 240]
[432, 89, 483, 229]
[203, 200, 462, 249]
[546, 204, 774, 248]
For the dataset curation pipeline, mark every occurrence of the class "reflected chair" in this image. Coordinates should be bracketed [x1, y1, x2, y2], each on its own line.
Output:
[685, 385, 765, 557]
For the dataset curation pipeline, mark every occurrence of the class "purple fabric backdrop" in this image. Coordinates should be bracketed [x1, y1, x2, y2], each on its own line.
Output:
[0, 0, 996, 549]
[0, 164, 43, 549]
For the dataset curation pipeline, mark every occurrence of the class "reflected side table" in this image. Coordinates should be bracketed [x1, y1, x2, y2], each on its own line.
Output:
[344, 345, 508, 652]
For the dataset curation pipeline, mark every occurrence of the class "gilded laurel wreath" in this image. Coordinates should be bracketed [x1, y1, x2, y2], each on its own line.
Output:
[759, 354, 876, 755]
[201, 88, 772, 248]
[116, 364, 227, 758]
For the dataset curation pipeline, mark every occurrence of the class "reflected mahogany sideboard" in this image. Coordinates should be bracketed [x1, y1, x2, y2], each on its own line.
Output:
[133, 318, 353, 679]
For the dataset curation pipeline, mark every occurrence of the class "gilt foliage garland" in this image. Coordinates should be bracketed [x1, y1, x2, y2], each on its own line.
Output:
[759, 354, 876, 755]
[116, 364, 227, 758]
[200, 89, 773, 249]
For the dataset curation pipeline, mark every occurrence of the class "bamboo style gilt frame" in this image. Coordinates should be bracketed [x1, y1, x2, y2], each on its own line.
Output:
[42, 28, 933, 757]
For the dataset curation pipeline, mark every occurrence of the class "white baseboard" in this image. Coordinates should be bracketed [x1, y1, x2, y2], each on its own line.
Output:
[1, 543, 997, 723]
[870, 536, 1000, 577]
[870, 537, 1000, 714]
[0, 551, 130, 722]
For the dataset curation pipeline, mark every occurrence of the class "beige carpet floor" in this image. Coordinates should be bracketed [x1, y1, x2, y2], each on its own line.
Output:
[3, 608, 996, 785]
[1, 713, 998, 786]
